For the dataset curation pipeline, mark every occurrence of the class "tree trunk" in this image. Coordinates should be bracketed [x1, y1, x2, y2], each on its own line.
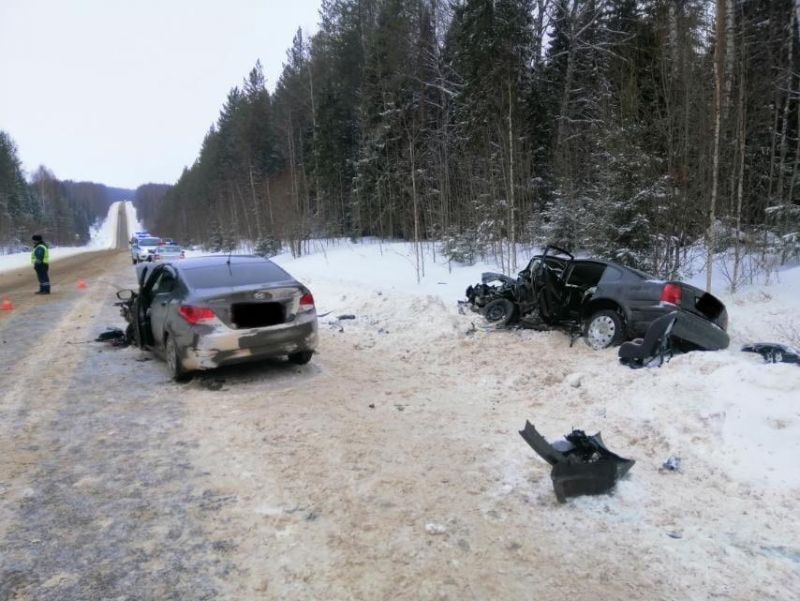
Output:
[732, 51, 746, 292]
[507, 79, 517, 273]
[248, 163, 263, 239]
[410, 138, 421, 284]
[707, 0, 727, 292]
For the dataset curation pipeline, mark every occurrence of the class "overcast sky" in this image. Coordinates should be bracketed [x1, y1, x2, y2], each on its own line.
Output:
[0, 0, 320, 189]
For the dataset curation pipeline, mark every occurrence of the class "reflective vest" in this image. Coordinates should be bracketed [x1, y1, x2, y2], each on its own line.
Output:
[31, 243, 50, 265]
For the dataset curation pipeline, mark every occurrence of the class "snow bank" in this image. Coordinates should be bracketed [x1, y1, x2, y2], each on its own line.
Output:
[272, 239, 497, 305]
[86, 200, 121, 249]
[267, 238, 800, 492]
[0, 201, 121, 274]
[124, 201, 144, 238]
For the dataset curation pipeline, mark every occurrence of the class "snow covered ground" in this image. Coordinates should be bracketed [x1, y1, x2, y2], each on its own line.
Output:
[2, 224, 797, 598]
[0, 200, 125, 274]
[124, 199, 144, 236]
[175, 239, 798, 597]
[272, 239, 800, 490]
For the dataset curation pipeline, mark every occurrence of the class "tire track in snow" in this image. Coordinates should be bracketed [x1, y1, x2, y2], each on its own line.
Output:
[0, 256, 235, 601]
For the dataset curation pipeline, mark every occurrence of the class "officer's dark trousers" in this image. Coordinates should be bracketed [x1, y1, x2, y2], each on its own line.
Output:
[34, 263, 50, 293]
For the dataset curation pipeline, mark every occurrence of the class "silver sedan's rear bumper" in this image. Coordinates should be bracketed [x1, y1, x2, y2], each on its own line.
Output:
[180, 314, 318, 371]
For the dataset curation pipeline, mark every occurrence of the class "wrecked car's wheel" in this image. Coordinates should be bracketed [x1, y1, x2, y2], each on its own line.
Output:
[288, 351, 313, 365]
[585, 310, 624, 350]
[166, 335, 190, 382]
[483, 298, 517, 326]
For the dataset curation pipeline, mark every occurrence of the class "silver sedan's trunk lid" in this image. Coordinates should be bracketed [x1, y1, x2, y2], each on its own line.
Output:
[195, 284, 304, 329]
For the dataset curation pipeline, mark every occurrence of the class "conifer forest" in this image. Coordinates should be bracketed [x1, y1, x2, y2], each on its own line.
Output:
[4, 1, 800, 282]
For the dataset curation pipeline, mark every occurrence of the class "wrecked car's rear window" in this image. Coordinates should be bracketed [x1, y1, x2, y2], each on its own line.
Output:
[179, 262, 292, 289]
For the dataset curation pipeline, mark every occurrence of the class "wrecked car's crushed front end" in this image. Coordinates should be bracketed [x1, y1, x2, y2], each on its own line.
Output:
[464, 272, 519, 312]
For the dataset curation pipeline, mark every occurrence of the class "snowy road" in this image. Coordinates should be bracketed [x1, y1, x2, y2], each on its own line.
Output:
[1, 237, 799, 599]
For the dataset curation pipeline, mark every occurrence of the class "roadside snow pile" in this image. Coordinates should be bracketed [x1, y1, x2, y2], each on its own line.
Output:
[272, 240, 800, 492]
[86, 200, 121, 249]
[0, 201, 121, 274]
[124, 200, 144, 238]
[272, 239, 505, 305]
[271, 240, 501, 345]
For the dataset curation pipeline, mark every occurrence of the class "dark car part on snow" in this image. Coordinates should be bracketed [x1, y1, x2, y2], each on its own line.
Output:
[741, 343, 800, 365]
[518, 421, 635, 502]
[618, 312, 678, 369]
[95, 327, 130, 347]
[464, 245, 729, 352]
[661, 456, 682, 472]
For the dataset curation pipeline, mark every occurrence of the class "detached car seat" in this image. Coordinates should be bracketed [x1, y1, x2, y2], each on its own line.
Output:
[618, 311, 678, 368]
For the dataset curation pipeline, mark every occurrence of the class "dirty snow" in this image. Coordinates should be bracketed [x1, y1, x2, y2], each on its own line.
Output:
[273, 240, 800, 491]
[186, 239, 799, 598]
[3, 235, 799, 599]
[0, 200, 125, 274]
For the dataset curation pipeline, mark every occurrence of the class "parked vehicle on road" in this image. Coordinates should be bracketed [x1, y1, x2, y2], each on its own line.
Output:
[153, 244, 185, 262]
[118, 255, 318, 380]
[465, 245, 729, 351]
[129, 231, 152, 246]
[131, 237, 163, 264]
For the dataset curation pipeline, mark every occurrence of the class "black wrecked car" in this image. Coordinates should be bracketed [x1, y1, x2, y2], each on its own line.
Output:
[118, 256, 318, 380]
[465, 246, 729, 351]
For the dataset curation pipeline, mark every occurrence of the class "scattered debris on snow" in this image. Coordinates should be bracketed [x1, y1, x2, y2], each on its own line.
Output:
[519, 421, 635, 502]
[425, 523, 447, 535]
[661, 456, 682, 472]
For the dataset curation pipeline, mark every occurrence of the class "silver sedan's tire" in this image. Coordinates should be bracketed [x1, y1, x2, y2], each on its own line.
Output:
[166, 335, 190, 382]
[585, 310, 624, 350]
[288, 351, 313, 365]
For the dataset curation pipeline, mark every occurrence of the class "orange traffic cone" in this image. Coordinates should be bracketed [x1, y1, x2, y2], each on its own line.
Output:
[1, 298, 13, 311]
[77, 279, 87, 289]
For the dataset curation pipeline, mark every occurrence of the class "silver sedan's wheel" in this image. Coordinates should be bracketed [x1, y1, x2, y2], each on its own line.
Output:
[166, 335, 190, 382]
[585, 310, 624, 350]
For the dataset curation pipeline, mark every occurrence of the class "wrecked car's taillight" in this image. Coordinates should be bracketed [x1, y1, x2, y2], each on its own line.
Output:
[299, 292, 315, 312]
[660, 283, 683, 306]
[178, 305, 216, 325]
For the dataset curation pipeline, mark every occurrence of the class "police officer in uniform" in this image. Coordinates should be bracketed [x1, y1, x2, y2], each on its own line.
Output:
[31, 234, 50, 294]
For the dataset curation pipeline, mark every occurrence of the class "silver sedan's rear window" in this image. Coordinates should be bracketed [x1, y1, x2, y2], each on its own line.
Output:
[180, 261, 292, 289]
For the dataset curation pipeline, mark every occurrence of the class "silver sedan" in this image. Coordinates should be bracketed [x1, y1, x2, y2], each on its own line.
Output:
[123, 255, 318, 380]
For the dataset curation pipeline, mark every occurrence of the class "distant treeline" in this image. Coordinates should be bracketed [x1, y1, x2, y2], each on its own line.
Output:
[140, 1, 800, 278]
[133, 183, 172, 229]
[0, 130, 134, 250]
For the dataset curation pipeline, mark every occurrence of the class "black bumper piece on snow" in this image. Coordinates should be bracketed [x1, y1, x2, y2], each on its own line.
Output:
[519, 421, 635, 502]
[741, 342, 800, 365]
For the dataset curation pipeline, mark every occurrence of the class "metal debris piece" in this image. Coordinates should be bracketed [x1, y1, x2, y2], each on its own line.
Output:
[741, 343, 800, 365]
[95, 327, 130, 347]
[661, 456, 682, 472]
[518, 421, 635, 502]
[337, 314, 356, 320]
